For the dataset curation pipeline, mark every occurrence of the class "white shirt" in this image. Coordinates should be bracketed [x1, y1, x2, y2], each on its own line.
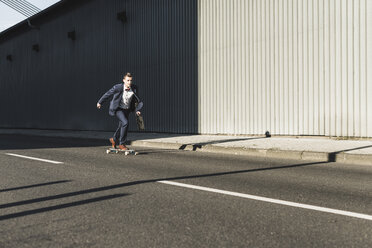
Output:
[120, 88, 134, 109]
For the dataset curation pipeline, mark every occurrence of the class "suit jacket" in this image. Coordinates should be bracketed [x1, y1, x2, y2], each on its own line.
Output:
[98, 83, 143, 116]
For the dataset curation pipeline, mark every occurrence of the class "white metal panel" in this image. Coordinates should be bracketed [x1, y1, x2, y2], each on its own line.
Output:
[368, 0, 372, 137]
[360, 0, 367, 137]
[198, 0, 372, 137]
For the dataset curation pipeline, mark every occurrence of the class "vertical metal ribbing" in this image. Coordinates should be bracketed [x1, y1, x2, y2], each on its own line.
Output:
[0, 0, 370, 136]
[198, 0, 372, 137]
[0, 0, 198, 133]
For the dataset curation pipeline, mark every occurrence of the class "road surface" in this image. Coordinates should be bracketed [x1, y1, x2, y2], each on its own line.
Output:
[0, 134, 371, 247]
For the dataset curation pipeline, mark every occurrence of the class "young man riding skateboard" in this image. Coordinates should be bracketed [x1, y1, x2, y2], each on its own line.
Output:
[97, 73, 143, 151]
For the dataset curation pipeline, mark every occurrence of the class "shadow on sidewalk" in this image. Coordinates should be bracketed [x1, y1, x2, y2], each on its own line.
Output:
[0, 133, 268, 152]
[327, 145, 372, 162]
[179, 137, 268, 151]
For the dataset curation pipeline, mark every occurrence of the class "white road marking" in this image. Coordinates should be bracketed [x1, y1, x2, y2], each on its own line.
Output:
[158, 180, 372, 221]
[5, 153, 64, 164]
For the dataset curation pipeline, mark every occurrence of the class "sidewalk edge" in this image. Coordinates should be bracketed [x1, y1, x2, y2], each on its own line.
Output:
[129, 140, 372, 165]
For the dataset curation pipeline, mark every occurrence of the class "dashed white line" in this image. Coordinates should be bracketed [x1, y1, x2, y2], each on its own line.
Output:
[158, 180, 372, 221]
[5, 153, 64, 164]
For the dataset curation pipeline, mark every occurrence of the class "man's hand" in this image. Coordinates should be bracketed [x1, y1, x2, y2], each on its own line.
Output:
[97, 103, 101, 109]
[136, 111, 141, 116]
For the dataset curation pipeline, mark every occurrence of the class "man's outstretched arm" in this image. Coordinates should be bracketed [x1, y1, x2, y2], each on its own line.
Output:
[96, 85, 117, 109]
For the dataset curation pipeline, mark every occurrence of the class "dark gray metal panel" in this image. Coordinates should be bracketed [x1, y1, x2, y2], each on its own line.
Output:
[0, 0, 198, 133]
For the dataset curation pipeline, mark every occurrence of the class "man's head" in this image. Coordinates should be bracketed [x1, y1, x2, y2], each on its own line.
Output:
[123, 72, 133, 89]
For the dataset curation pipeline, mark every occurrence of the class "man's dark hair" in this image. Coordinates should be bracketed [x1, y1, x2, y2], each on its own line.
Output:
[124, 72, 133, 79]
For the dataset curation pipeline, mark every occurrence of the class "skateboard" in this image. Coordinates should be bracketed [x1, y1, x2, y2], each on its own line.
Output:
[106, 148, 138, 155]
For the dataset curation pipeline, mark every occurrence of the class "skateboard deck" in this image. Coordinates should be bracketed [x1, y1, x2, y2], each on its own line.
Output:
[106, 148, 138, 155]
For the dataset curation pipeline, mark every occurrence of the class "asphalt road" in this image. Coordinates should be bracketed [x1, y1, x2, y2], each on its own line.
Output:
[0, 134, 371, 248]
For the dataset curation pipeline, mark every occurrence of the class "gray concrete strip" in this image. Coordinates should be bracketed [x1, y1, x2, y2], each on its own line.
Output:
[338, 153, 372, 166]
[130, 140, 371, 165]
[1, 129, 371, 165]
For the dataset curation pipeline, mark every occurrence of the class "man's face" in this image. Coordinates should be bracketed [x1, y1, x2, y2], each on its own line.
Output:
[123, 76, 133, 89]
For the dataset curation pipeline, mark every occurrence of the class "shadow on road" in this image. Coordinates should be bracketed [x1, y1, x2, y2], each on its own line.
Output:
[0, 194, 129, 221]
[0, 160, 324, 221]
[0, 180, 72, 193]
[327, 145, 372, 162]
[0, 134, 108, 150]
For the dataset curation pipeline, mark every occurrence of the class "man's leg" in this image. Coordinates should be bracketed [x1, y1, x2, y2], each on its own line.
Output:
[115, 109, 130, 145]
[113, 122, 121, 142]
[109, 122, 121, 148]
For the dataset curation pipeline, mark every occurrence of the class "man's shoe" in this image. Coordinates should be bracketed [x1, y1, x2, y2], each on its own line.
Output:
[118, 144, 128, 151]
[109, 138, 116, 148]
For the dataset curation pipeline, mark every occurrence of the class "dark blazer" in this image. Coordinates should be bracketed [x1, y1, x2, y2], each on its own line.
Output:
[98, 83, 143, 116]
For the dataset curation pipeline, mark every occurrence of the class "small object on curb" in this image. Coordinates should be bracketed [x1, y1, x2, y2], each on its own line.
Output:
[265, 131, 271, 138]
[106, 148, 138, 155]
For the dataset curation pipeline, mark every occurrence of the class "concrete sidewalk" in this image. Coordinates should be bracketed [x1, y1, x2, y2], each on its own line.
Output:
[1, 129, 372, 165]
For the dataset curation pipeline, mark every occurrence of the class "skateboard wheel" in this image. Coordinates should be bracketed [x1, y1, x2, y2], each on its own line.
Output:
[106, 150, 110, 154]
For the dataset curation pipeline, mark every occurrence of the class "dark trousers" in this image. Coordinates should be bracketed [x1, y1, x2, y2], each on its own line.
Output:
[113, 109, 130, 145]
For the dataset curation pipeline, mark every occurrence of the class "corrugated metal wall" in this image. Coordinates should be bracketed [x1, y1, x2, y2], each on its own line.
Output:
[0, 0, 198, 133]
[198, 0, 372, 137]
[2, 0, 371, 137]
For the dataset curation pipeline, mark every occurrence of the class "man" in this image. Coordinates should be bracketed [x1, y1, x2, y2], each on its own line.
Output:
[97, 73, 143, 151]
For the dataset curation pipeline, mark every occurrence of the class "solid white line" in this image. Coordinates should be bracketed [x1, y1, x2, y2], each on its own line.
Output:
[158, 180, 372, 221]
[5, 153, 64, 164]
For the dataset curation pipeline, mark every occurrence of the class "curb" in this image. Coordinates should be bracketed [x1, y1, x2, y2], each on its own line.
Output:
[1, 130, 371, 165]
[129, 140, 372, 165]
